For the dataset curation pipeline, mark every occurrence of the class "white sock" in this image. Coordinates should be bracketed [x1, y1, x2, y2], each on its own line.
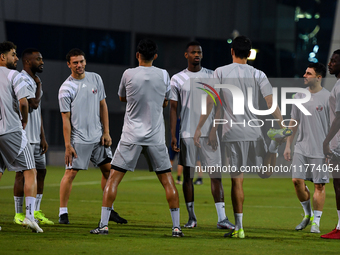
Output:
[186, 202, 197, 221]
[215, 202, 226, 222]
[59, 207, 68, 216]
[170, 208, 180, 228]
[313, 210, 322, 226]
[234, 213, 243, 231]
[100, 207, 111, 227]
[14, 196, 24, 214]
[337, 210, 340, 230]
[111, 204, 114, 211]
[35, 194, 43, 211]
[268, 140, 279, 153]
[25, 197, 35, 220]
[300, 200, 312, 216]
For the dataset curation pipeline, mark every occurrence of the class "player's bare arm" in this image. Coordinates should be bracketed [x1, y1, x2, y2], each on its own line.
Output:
[170, 100, 180, 152]
[207, 98, 221, 151]
[323, 111, 340, 158]
[100, 99, 112, 147]
[61, 111, 77, 166]
[283, 119, 299, 161]
[163, 98, 168, 108]
[19, 97, 29, 129]
[264, 94, 284, 128]
[28, 76, 42, 109]
[119, 96, 127, 102]
[194, 94, 215, 147]
[40, 115, 48, 155]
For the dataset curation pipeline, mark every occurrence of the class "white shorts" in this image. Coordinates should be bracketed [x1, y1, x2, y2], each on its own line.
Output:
[179, 137, 221, 168]
[0, 131, 35, 173]
[30, 143, 46, 169]
[111, 141, 172, 172]
[221, 138, 267, 175]
[291, 153, 329, 184]
[66, 142, 112, 170]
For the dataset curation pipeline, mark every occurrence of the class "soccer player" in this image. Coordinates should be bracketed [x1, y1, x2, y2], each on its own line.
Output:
[58, 48, 127, 224]
[284, 63, 329, 233]
[90, 39, 183, 237]
[170, 41, 234, 229]
[322, 49, 340, 239]
[13, 48, 54, 225]
[0, 41, 42, 233]
[194, 36, 288, 238]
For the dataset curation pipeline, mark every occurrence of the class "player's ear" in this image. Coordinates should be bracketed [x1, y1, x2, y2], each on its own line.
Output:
[247, 51, 251, 58]
[0, 53, 5, 60]
[153, 54, 158, 61]
[136, 52, 140, 60]
[66, 61, 71, 69]
[184, 51, 188, 59]
[231, 48, 234, 56]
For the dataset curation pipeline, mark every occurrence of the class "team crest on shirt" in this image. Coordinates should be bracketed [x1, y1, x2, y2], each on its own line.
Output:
[316, 105, 323, 112]
[92, 88, 97, 94]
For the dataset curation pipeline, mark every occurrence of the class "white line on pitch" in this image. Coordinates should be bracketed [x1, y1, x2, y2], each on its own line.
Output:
[0, 175, 156, 190]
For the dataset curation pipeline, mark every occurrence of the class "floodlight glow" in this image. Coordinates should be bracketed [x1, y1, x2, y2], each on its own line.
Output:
[309, 52, 316, 58]
[248, 49, 257, 60]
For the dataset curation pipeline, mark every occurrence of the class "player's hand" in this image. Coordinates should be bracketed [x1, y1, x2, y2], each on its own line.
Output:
[65, 145, 77, 167]
[40, 137, 49, 155]
[283, 147, 291, 161]
[208, 130, 218, 151]
[101, 133, 112, 147]
[171, 137, 180, 152]
[323, 142, 332, 164]
[194, 128, 201, 148]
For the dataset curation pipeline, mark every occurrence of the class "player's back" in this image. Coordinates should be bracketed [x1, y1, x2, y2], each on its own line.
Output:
[0, 67, 25, 135]
[119, 66, 169, 145]
[214, 63, 272, 142]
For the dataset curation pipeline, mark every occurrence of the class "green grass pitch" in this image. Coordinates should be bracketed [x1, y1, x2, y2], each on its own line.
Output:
[0, 166, 339, 254]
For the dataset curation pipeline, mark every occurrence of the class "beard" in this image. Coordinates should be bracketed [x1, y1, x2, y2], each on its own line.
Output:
[6, 62, 17, 70]
[33, 65, 43, 73]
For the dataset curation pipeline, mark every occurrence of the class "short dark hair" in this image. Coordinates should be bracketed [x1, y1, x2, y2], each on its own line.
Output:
[333, 49, 340, 57]
[137, 39, 157, 61]
[231, 36, 252, 59]
[0, 41, 17, 55]
[308, 62, 326, 78]
[186, 41, 201, 51]
[22, 48, 40, 62]
[66, 48, 85, 62]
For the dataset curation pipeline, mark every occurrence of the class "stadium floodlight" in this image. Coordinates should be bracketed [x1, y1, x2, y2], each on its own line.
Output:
[248, 49, 257, 60]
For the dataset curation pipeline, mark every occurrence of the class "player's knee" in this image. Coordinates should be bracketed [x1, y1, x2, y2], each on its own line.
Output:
[64, 170, 78, 181]
[314, 183, 325, 192]
[15, 171, 24, 183]
[333, 178, 340, 192]
[210, 177, 222, 186]
[292, 178, 303, 187]
[36, 169, 47, 179]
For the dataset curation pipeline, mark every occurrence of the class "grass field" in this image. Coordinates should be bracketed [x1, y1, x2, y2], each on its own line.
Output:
[0, 166, 339, 254]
